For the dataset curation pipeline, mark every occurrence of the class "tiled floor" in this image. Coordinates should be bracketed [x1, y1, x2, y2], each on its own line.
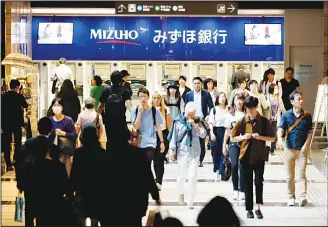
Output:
[1, 149, 327, 226]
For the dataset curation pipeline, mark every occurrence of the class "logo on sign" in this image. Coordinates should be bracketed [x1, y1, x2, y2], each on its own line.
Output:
[90, 29, 141, 46]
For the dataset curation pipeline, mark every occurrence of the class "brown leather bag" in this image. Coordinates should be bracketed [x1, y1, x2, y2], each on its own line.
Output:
[128, 129, 141, 147]
[285, 110, 309, 139]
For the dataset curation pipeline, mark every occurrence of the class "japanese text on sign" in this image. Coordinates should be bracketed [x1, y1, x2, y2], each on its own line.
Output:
[153, 29, 227, 44]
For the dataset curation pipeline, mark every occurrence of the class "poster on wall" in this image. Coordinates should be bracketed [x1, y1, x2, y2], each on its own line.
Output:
[294, 61, 316, 84]
[198, 64, 217, 79]
[129, 64, 146, 79]
[163, 64, 181, 79]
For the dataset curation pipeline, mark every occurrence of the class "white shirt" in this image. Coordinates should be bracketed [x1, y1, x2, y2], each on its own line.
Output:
[227, 111, 245, 129]
[194, 91, 203, 119]
[179, 87, 185, 96]
[51, 64, 74, 88]
[263, 79, 283, 97]
[208, 106, 230, 128]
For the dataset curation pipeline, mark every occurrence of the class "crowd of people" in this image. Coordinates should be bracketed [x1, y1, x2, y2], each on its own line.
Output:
[1, 58, 314, 226]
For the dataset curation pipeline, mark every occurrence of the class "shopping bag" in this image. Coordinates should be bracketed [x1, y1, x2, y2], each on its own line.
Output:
[221, 157, 232, 181]
[14, 193, 24, 222]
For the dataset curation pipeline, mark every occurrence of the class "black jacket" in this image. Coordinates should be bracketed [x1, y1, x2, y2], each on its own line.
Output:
[123, 81, 133, 97]
[15, 136, 52, 191]
[99, 143, 159, 224]
[179, 86, 191, 103]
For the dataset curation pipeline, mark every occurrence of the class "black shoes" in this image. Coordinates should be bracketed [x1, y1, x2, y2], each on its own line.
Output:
[247, 210, 263, 219]
[247, 211, 254, 219]
[255, 210, 263, 219]
[199, 162, 204, 167]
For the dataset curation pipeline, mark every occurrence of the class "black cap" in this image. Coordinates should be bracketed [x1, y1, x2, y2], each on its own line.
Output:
[167, 81, 178, 89]
[121, 70, 130, 77]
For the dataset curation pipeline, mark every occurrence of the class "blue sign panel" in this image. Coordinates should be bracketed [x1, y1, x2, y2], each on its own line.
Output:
[32, 16, 284, 61]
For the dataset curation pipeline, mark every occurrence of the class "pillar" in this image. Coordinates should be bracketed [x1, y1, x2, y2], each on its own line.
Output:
[323, 1, 328, 78]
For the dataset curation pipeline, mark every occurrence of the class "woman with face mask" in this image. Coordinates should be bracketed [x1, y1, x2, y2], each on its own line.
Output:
[48, 98, 78, 177]
[267, 84, 286, 154]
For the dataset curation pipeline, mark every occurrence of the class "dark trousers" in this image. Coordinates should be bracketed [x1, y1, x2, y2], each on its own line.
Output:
[25, 193, 36, 226]
[229, 143, 245, 192]
[2, 127, 22, 168]
[153, 130, 168, 185]
[211, 127, 225, 174]
[240, 160, 265, 211]
[270, 121, 277, 153]
[142, 147, 156, 163]
[199, 137, 206, 163]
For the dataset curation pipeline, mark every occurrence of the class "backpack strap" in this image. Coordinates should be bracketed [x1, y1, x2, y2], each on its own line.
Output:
[213, 106, 216, 116]
[241, 116, 246, 135]
[151, 106, 156, 126]
[135, 105, 139, 123]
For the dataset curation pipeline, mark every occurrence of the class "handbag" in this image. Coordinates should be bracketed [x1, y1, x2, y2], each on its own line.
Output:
[58, 136, 76, 156]
[128, 129, 142, 147]
[14, 193, 24, 222]
[221, 156, 232, 181]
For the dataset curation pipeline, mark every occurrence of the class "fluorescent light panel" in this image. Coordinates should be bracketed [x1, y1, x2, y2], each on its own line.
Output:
[31, 8, 284, 16]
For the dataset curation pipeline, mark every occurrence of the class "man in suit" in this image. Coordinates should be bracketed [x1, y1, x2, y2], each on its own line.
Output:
[15, 117, 53, 226]
[231, 65, 251, 89]
[185, 77, 214, 167]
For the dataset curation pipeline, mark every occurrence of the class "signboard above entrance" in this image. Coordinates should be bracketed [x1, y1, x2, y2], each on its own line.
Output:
[115, 1, 238, 15]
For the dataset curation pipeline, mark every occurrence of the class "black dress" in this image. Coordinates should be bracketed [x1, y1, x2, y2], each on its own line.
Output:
[57, 90, 81, 122]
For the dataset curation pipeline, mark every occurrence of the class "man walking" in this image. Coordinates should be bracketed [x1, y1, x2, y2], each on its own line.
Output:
[185, 77, 214, 167]
[1, 79, 28, 171]
[278, 90, 312, 207]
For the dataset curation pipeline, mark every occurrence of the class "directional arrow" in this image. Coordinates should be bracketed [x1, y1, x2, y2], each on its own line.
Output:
[117, 4, 126, 13]
[227, 5, 235, 13]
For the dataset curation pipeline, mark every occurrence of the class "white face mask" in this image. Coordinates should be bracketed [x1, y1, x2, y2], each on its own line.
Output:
[52, 106, 63, 115]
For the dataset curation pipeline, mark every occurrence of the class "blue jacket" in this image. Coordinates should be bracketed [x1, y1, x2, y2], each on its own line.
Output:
[185, 90, 214, 118]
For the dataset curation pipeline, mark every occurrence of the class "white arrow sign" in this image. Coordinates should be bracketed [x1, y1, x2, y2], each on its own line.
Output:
[227, 5, 235, 13]
[118, 4, 126, 13]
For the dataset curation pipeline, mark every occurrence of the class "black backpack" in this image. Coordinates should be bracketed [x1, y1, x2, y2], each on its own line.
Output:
[135, 106, 156, 126]
[105, 86, 126, 123]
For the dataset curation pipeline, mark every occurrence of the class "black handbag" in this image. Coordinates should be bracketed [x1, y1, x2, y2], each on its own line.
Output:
[221, 156, 232, 181]
[57, 136, 75, 156]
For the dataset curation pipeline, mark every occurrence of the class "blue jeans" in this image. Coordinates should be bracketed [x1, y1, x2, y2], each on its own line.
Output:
[211, 127, 225, 174]
[229, 142, 245, 192]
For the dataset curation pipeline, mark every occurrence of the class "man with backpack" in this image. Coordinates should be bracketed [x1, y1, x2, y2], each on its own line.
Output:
[230, 96, 275, 219]
[15, 117, 53, 226]
[131, 88, 165, 162]
[97, 71, 132, 152]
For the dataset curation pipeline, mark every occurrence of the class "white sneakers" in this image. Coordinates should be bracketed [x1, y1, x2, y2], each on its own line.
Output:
[299, 198, 308, 207]
[232, 191, 245, 201]
[287, 197, 295, 206]
[239, 192, 245, 201]
[232, 191, 239, 200]
[287, 197, 308, 207]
